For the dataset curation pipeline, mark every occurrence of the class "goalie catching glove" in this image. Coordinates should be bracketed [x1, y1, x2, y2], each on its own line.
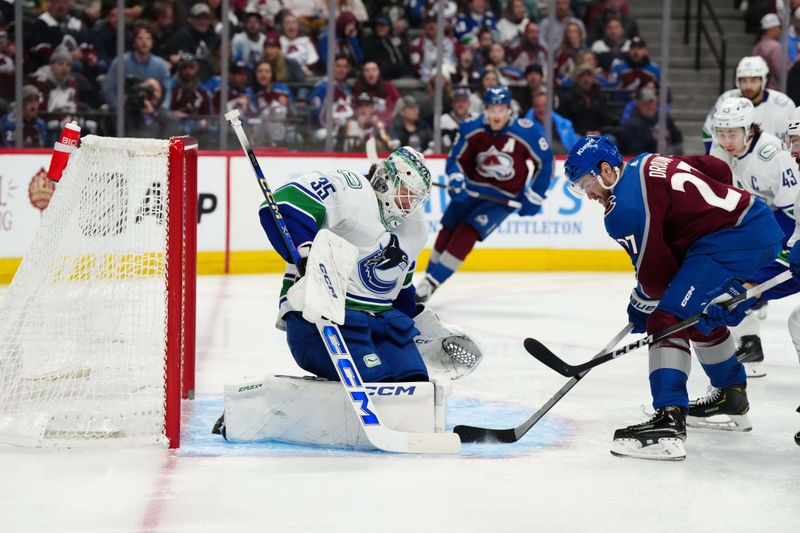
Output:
[413, 305, 483, 380]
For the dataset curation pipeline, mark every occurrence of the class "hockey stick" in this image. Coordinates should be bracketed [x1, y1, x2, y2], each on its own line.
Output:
[431, 182, 523, 209]
[226, 110, 460, 454]
[366, 138, 523, 209]
[525, 270, 792, 378]
[453, 324, 633, 443]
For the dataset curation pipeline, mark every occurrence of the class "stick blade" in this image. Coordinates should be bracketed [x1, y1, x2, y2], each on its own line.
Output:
[367, 427, 461, 454]
[523, 338, 578, 377]
[453, 424, 519, 444]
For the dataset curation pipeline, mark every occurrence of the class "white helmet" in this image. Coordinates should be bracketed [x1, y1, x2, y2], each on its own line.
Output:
[735, 56, 769, 92]
[370, 146, 432, 230]
[714, 97, 755, 137]
[787, 106, 800, 137]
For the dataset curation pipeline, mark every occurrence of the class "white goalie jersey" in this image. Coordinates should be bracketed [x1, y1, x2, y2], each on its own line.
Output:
[267, 169, 427, 320]
[703, 89, 795, 147]
[710, 131, 800, 217]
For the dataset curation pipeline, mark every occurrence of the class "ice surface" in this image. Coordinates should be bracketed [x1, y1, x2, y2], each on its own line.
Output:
[1, 272, 798, 532]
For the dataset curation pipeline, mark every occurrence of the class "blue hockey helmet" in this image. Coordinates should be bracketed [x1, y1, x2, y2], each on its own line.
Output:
[483, 84, 511, 106]
[564, 136, 623, 185]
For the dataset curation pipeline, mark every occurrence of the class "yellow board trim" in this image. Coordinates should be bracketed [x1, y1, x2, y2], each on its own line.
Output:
[226, 249, 633, 274]
[0, 249, 632, 284]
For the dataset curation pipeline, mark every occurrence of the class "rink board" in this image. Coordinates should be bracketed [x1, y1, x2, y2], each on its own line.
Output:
[0, 150, 628, 283]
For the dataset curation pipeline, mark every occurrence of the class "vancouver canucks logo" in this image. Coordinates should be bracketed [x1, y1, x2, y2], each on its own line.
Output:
[476, 146, 515, 180]
[358, 234, 409, 295]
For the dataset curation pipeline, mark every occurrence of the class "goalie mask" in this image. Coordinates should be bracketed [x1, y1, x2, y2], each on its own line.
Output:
[370, 146, 432, 230]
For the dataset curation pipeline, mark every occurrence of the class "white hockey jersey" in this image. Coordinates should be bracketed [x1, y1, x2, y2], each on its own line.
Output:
[702, 89, 795, 147]
[267, 169, 427, 320]
[710, 131, 800, 216]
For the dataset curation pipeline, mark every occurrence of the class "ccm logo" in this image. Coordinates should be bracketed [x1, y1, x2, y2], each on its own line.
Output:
[365, 385, 417, 396]
[319, 263, 338, 299]
[681, 286, 695, 308]
[238, 383, 263, 393]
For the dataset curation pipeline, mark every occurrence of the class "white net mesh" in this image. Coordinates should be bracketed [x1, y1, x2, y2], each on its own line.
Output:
[0, 136, 176, 447]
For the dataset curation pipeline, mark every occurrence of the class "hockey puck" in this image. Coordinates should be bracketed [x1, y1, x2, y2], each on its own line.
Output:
[795, 431, 800, 447]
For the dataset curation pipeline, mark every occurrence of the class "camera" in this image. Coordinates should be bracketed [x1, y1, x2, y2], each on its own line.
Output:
[124, 76, 156, 112]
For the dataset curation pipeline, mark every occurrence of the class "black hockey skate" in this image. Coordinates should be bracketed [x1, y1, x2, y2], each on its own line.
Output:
[415, 275, 439, 304]
[687, 383, 752, 431]
[610, 406, 687, 461]
[735, 335, 766, 378]
[795, 406, 800, 447]
[212, 413, 227, 440]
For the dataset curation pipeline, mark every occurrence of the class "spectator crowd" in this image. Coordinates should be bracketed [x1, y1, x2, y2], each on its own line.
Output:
[13, 0, 780, 156]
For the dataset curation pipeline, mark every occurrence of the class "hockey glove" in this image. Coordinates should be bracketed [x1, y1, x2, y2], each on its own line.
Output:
[518, 189, 543, 217]
[789, 244, 800, 281]
[695, 279, 757, 335]
[627, 287, 658, 334]
[518, 200, 541, 217]
[447, 173, 470, 201]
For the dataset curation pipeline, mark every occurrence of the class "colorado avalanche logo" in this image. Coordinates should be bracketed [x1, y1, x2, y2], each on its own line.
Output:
[476, 146, 515, 181]
[358, 234, 409, 295]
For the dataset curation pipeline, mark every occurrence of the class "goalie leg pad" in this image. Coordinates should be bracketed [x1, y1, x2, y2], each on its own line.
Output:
[221, 375, 450, 449]
[413, 306, 483, 380]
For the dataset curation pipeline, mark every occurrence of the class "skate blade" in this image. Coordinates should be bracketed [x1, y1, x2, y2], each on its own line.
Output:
[686, 413, 752, 432]
[610, 437, 686, 461]
[743, 362, 766, 378]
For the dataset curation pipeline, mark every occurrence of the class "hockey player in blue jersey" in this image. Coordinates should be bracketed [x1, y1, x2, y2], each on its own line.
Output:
[415, 85, 554, 302]
[564, 136, 783, 460]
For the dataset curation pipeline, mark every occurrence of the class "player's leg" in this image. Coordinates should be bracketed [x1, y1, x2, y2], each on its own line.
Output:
[688, 327, 752, 431]
[666, 247, 778, 431]
[416, 226, 455, 303]
[788, 306, 800, 364]
[285, 310, 404, 382]
[419, 200, 515, 302]
[610, 309, 689, 461]
[417, 199, 476, 302]
[371, 309, 429, 381]
[731, 313, 764, 377]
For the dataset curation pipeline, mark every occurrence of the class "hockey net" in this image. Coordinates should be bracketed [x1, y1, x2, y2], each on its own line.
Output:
[0, 135, 197, 448]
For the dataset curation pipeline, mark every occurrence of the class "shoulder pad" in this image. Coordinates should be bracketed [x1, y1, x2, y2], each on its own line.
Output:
[772, 92, 791, 106]
[461, 116, 484, 133]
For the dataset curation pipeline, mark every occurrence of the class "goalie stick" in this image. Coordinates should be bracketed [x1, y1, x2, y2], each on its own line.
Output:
[525, 270, 792, 378]
[226, 110, 460, 454]
[453, 324, 632, 443]
[365, 138, 522, 209]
